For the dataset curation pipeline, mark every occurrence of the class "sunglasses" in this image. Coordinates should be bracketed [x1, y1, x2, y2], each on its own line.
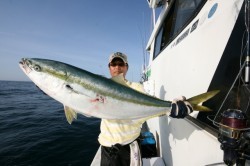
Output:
[109, 62, 127, 67]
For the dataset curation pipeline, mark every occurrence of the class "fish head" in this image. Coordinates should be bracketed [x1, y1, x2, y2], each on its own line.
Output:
[19, 58, 37, 74]
[19, 58, 68, 96]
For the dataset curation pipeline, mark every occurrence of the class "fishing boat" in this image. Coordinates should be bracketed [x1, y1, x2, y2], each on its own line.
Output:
[91, 0, 250, 165]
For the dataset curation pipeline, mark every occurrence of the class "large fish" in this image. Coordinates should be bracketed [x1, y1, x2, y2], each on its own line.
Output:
[19, 58, 218, 124]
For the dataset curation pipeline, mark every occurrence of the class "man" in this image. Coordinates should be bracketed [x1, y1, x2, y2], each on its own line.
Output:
[98, 52, 193, 166]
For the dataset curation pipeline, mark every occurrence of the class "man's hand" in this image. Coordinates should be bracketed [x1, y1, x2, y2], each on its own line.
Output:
[170, 96, 193, 118]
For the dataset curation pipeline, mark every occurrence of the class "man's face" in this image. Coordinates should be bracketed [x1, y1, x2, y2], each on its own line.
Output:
[109, 58, 128, 77]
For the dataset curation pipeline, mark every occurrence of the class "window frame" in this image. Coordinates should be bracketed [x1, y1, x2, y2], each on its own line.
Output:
[153, 0, 207, 60]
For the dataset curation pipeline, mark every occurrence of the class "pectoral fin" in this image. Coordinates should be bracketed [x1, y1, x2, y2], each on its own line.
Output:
[65, 84, 91, 97]
[64, 105, 78, 124]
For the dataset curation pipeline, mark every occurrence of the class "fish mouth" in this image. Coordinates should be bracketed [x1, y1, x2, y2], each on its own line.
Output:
[19, 58, 32, 74]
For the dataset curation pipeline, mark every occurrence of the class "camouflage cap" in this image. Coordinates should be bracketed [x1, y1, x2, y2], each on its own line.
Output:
[109, 52, 128, 64]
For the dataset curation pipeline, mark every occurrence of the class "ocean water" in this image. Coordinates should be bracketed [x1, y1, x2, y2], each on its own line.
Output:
[0, 81, 100, 166]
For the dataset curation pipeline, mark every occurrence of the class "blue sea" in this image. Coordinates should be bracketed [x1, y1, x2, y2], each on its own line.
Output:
[0, 81, 100, 166]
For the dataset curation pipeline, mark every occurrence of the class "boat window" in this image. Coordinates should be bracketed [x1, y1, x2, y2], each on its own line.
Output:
[153, 0, 205, 59]
[153, 27, 164, 58]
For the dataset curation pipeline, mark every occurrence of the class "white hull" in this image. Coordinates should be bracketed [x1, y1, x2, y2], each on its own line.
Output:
[146, 116, 223, 165]
[145, 0, 243, 99]
[144, 0, 249, 165]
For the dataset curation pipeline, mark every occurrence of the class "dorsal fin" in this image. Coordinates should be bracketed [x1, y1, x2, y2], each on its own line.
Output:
[111, 73, 128, 87]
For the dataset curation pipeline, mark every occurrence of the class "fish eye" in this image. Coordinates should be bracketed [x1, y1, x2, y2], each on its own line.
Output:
[34, 65, 41, 72]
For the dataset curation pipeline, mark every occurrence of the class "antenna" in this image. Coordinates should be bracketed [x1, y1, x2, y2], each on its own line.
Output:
[244, 0, 250, 84]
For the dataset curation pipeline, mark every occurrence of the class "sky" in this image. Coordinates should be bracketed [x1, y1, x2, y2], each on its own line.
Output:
[0, 0, 153, 82]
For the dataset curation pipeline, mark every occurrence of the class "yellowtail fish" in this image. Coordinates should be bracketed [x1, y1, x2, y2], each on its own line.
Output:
[19, 58, 219, 124]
